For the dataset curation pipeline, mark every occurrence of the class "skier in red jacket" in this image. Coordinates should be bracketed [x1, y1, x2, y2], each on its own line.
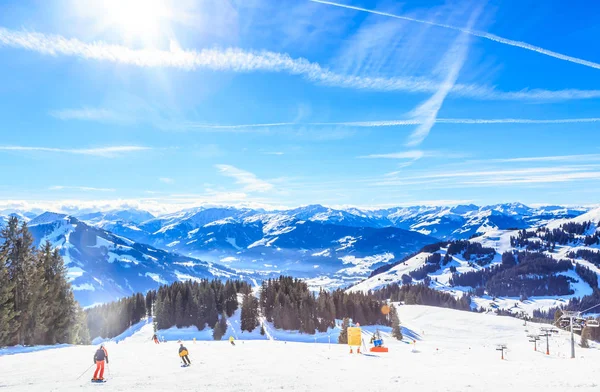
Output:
[92, 344, 109, 382]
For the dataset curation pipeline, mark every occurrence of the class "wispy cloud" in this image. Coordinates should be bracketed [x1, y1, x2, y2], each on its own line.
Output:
[481, 154, 600, 163]
[159, 177, 175, 184]
[372, 165, 600, 188]
[360, 150, 425, 160]
[215, 164, 274, 192]
[184, 117, 600, 130]
[0, 145, 151, 157]
[49, 108, 127, 122]
[405, 7, 479, 146]
[49, 185, 115, 192]
[1, 27, 599, 101]
[311, 0, 600, 71]
[264, 152, 285, 155]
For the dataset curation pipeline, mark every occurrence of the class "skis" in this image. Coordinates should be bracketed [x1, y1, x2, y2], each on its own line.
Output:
[91, 379, 107, 383]
[181, 364, 191, 368]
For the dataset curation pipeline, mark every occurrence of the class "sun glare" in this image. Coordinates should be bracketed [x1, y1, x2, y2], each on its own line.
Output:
[100, 0, 170, 45]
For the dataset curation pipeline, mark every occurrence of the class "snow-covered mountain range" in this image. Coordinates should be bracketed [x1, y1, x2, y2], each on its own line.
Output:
[0, 203, 596, 306]
[349, 207, 600, 314]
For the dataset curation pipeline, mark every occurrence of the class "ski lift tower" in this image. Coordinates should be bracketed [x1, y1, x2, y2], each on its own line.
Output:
[561, 311, 582, 359]
[539, 327, 558, 355]
[496, 344, 507, 360]
[527, 334, 540, 351]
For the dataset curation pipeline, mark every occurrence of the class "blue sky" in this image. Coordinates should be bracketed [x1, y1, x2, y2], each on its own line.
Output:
[0, 0, 599, 212]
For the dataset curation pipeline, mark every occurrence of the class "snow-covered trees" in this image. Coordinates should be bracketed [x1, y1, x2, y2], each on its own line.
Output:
[0, 217, 87, 347]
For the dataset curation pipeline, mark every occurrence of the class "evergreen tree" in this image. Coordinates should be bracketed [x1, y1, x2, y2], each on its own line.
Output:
[554, 309, 563, 323]
[146, 291, 154, 318]
[174, 292, 184, 328]
[213, 312, 228, 340]
[389, 305, 403, 341]
[260, 325, 265, 336]
[0, 244, 17, 346]
[0, 218, 87, 346]
[240, 293, 259, 333]
[581, 326, 590, 348]
[1, 218, 38, 345]
[338, 318, 350, 344]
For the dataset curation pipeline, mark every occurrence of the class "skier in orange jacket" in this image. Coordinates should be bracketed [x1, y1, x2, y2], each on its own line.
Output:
[92, 344, 109, 382]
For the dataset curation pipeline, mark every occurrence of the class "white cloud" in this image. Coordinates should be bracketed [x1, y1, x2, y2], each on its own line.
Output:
[1, 27, 599, 101]
[264, 152, 285, 155]
[49, 186, 115, 192]
[311, 0, 600, 71]
[0, 145, 151, 157]
[159, 177, 175, 184]
[215, 164, 274, 192]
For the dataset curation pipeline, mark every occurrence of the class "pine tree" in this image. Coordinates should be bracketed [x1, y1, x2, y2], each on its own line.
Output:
[213, 312, 228, 340]
[338, 318, 350, 344]
[554, 308, 563, 323]
[260, 325, 265, 336]
[0, 245, 17, 346]
[174, 292, 184, 328]
[146, 291, 154, 318]
[581, 326, 590, 348]
[240, 293, 259, 333]
[389, 305, 403, 341]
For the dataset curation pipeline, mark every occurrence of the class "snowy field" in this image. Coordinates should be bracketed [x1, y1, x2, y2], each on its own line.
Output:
[1, 305, 599, 391]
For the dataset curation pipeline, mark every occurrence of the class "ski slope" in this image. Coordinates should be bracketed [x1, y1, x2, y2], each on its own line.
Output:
[1, 305, 599, 391]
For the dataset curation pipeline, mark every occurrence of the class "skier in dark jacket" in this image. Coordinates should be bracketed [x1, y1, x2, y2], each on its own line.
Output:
[179, 343, 191, 366]
[92, 344, 109, 381]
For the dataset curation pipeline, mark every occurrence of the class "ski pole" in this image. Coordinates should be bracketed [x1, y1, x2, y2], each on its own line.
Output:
[76, 363, 95, 380]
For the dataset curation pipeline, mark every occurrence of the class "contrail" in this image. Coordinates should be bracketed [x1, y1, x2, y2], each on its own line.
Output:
[2, 26, 600, 101]
[188, 117, 600, 130]
[310, 0, 600, 70]
[405, 5, 481, 146]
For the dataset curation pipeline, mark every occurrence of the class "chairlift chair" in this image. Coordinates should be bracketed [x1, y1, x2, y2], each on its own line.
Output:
[585, 319, 600, 328]
[572, 324, 582, 331]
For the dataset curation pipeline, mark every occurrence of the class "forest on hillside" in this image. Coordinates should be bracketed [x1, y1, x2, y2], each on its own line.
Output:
[449, 251, 575, 298]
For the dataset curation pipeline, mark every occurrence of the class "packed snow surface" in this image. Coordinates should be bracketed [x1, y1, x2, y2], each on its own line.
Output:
[1, 305, 599, 391]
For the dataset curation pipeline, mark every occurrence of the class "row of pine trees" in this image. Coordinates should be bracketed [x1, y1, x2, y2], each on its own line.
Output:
[0, 217, 89, 347]
[86, 292, 153, 340]
[259, 276, 392, 335]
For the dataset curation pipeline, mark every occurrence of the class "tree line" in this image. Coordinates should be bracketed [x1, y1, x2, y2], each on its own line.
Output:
[568, 249, 600, 269]
[372, 283, 472, 311]
[153, 279, 252, 333]
[449, 251, 574, 298]
[0, 217, 89, 347]
[259, 276, 391, 335]
[445, 240, 495, 266]
[86, 292, 153, 340]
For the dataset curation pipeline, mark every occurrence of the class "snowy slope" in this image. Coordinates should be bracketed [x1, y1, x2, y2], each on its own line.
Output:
[1, 305, 599, 391]
[349, 220, 600, 314]
[27, 214, 239, 306]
